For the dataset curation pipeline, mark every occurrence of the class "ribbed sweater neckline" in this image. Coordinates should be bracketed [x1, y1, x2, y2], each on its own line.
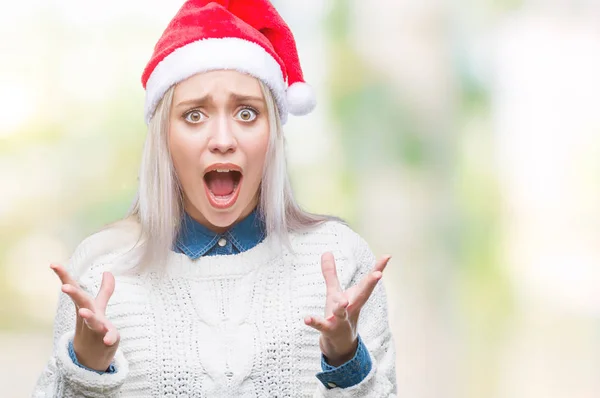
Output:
[164, 233, 282, 278]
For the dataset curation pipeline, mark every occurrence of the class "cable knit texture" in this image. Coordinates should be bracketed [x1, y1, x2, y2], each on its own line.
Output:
[33, 220, 397, 397]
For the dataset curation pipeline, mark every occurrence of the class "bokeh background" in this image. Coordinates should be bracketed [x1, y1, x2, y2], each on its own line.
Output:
[2, 0, 600, 396]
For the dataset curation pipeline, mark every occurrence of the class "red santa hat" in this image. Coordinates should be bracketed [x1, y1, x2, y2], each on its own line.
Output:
[141, 0, 316, 125]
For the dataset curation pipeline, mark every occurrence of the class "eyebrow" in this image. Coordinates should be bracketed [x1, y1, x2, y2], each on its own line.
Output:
[175, 93, 265, 108]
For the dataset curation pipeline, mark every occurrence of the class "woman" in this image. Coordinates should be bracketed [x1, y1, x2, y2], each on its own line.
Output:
[33, 0, 397, 396]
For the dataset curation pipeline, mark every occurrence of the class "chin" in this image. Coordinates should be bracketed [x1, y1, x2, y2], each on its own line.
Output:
[191, 190, 256, 230]
[202, 207, 244, 229]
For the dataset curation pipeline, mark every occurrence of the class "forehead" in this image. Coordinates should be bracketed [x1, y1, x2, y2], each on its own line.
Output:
[174, 70, 263, 100]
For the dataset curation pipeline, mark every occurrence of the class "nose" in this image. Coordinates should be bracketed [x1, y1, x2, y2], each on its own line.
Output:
[208, 116, 237, 154]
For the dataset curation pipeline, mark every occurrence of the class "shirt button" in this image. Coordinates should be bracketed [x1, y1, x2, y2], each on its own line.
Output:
[218, 238, 227, 247]
[327, 382, 337, 388]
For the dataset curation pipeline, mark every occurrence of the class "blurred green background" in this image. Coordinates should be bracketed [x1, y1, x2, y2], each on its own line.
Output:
[2, 0, 600, 397]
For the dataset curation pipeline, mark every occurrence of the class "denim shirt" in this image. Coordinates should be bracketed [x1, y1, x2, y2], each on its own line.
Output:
[174, 208, 266, 258]
[69, 208, 372, 389]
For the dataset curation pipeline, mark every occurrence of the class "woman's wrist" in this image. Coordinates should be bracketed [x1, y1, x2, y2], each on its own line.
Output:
[73, 339, 115, 372]
[322, 337, 359, 367]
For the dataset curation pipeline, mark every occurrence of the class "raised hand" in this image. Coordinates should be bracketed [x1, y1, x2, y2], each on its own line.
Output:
[304, 252, 391, 367]
[50, 263, 120, 372]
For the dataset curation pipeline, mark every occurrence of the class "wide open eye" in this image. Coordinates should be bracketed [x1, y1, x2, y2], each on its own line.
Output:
[183, 110, 207, 123]
[235, 108, 258, 122]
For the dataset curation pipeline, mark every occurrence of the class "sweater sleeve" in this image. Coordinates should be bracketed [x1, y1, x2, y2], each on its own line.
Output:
[32, 237, 129, 398]
[313, 227, 398, 398]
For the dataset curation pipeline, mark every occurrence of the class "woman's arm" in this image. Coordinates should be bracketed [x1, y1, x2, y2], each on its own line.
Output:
[312, 227, 398, 398]
[32, 238, 129, 398]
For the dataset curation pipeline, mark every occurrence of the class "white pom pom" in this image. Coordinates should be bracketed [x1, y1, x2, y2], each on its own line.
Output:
[286, 82, 316, 116]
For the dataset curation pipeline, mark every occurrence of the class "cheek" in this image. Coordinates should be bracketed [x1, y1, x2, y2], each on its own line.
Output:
[249, 134, 269, 162]
[241, 131, 270, 186]
[169, 127, 203, 186]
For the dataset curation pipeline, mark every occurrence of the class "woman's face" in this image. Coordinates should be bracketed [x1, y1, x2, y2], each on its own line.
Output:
[169, 70, 270, 232]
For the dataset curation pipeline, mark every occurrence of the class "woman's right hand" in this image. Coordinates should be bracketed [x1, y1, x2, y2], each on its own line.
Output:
[50, 263, 120, 372]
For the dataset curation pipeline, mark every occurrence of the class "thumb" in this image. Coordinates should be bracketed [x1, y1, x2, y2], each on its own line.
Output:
[95, 272, 115, 312]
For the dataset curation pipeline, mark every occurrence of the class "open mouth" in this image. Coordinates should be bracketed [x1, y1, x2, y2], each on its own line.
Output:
[203, 167, 243, 209]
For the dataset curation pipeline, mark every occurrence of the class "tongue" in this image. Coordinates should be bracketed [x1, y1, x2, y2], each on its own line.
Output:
[207, 172, 235, 196]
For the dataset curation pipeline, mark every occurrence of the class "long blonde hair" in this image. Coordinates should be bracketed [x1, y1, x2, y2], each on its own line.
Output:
[110, 80, 338, 270]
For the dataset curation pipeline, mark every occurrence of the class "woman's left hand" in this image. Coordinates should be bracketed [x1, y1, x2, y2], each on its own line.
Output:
[304, 252, 391, 367]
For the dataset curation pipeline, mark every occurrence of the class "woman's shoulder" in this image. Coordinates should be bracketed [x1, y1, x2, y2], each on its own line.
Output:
[291, 219, 373, 257]
[67, 216, 143, 282]
[288, 219, 376, 287]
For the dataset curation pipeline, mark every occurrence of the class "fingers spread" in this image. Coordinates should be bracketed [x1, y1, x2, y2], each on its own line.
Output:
[304, 316, 330, 333]
[332, 296, 349, 320]
[321, 252, 342, 295]
[50, 263, 78, 287]
[350, 267, 385, 312]
[103, 323, 120, 347]
[96, 272, 115, 312]
[79, 307, 118, 346]
[79, 307, 107, 332]
[373, 255, 392, 273]
[62, 284, 95, 311]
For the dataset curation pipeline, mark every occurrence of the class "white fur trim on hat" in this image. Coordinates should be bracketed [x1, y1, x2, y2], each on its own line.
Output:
[286, 82, 316, 116]
[144, 37, 288, 124]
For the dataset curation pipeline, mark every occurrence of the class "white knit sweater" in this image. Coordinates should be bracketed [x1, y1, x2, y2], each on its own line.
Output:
[33, 220, 397, 397]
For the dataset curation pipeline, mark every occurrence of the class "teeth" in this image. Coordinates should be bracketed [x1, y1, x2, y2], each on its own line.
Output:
[215, 169, 230, 172]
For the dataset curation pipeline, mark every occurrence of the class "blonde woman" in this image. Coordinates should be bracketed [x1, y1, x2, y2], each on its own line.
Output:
[33, 0, 397, 396]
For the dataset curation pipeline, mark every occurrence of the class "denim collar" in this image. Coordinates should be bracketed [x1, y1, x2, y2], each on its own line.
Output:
[174, 207, 266, 259]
